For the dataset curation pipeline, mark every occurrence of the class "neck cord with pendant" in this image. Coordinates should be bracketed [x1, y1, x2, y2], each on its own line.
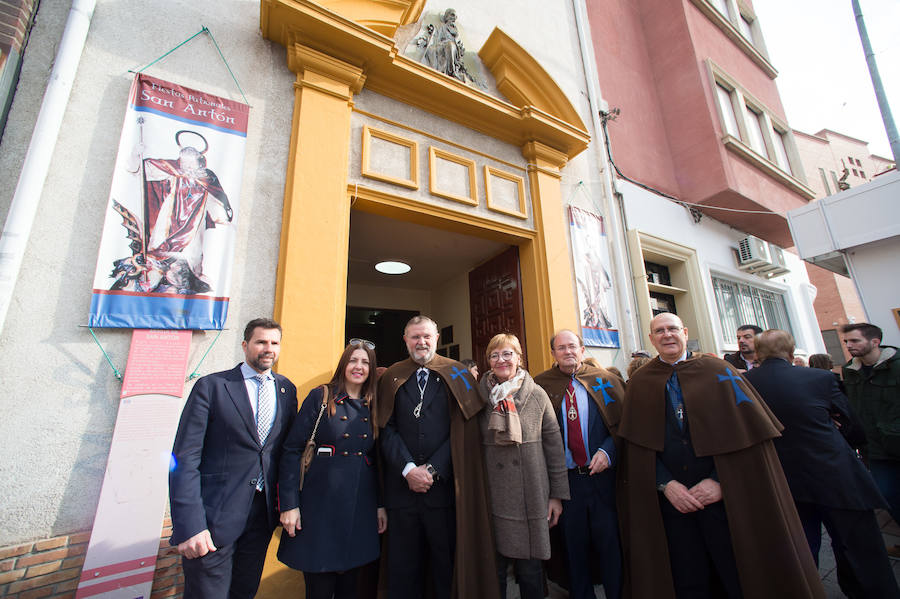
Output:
[414, 369, 427, 418]
[566, 376, 578, 421]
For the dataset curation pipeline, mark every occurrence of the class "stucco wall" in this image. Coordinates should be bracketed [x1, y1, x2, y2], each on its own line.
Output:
[621, 178, 824, 356]
[0, 0, 295, 545]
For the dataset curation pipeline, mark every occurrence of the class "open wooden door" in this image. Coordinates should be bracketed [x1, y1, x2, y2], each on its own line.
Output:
[469, 246, 527, 375]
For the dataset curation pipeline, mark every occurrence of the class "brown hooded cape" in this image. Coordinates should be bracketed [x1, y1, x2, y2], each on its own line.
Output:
[534, 362, 625, 435]
[533, 362, 625, 589]
[376, 354, 499, 599]
[617, 354, 824, 599]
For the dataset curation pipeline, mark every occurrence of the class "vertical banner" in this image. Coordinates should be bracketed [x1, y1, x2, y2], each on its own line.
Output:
[568, 206, 620, 347]
[76, 330, 192, 599]
[89, 74, 249, 329]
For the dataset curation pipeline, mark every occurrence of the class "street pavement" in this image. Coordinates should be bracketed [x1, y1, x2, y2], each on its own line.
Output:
[506, 509, 900, 598]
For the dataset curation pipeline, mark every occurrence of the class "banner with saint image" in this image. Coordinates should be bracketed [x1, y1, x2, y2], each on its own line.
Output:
[568, 206, 619, 347]
[88, 73, 249, 329]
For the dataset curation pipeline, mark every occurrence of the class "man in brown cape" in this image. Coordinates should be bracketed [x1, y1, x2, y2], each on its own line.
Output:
[376, 315, 498, 599]
[618, 312, 824, 598]
[534, 329, 625, 599]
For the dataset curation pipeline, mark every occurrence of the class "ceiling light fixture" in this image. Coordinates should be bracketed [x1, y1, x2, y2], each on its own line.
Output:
[375, 261, 411, 275]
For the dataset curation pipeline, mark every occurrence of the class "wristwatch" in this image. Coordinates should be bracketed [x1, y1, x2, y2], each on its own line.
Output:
[425, 463, 438, 479]
[657, 481, 669, 493]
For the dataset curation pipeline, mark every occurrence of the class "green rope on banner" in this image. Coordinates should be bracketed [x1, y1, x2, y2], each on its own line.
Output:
[88, 327, 123, 381]
[567, 180, 584, 203]
[203, 26, 250, 106]
[130, 27, 207, 74]
[187, 328, 224, 381]
[129, 26, 249, 106]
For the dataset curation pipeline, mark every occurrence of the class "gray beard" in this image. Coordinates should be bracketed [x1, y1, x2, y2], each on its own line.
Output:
[411, 350, 435, 365]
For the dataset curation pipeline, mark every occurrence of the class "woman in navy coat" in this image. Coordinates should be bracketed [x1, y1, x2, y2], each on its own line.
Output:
[278, 340, 387, 598]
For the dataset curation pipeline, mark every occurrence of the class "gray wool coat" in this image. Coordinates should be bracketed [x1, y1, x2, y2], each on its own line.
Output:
[479, 370, 570, 560]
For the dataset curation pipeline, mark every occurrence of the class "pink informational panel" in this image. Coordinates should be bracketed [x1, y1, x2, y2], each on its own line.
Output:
[76, 330, 192, 599]
[121, 330, 193, 398]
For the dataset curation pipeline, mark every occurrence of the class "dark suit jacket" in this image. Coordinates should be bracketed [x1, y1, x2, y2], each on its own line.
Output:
[723, 351, 751, 371]
[744, 358, 885, 510]
[169, 364, 298, 547]
[570, 393, 617, 505]
[380, 371, 453, 509]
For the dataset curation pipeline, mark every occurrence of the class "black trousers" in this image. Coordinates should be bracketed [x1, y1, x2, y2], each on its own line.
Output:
[661, 501, 742, 599]
[304, 568, 360, 599]
[495, 553, 543, 599]
[797, 502, 900, 599]
[559, 471, 622, 599]
[181, 490, 272, 599]
[385, 505, 455, 599]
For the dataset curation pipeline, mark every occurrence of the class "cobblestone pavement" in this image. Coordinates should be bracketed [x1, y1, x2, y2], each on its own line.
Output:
[503, 510, 900, 598]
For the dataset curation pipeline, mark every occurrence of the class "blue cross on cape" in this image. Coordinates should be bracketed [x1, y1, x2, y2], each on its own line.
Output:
[717, 369, 753, 405]
[591, 377, 616, 405]
[450, 366, 472, 391]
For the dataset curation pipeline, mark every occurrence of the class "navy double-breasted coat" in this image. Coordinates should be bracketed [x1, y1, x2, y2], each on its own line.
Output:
[277, 385, 381, 572]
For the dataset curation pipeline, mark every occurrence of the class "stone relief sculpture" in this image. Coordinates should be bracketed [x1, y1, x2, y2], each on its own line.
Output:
[407, 8, 484, 88]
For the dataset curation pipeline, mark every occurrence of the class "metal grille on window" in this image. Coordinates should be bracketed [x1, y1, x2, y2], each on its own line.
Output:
[712, 276, 792, 342]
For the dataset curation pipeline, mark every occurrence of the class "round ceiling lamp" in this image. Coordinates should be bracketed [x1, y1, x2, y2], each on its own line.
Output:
[375, 261, 411, 275]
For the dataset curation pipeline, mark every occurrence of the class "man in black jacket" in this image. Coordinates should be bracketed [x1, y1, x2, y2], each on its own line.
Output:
[745, 329, 898, 599]
[723, 324, 761, 372]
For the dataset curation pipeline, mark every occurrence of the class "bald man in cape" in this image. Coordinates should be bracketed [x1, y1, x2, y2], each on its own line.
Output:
[618, 313, 823, 598]
[376, 316, 498, 599]
[534, 329, 625, 599]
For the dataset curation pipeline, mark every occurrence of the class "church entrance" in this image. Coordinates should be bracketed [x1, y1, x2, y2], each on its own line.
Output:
[345, 209, 519, 366]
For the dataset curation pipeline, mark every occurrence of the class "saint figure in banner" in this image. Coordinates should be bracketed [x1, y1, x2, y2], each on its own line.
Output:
[568, 205, 619, 347]
[110, 129, 233, 294]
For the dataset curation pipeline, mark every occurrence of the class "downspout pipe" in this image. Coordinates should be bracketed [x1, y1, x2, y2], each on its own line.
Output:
[0, 0, 97, 334]
[571, 0, 641, 355]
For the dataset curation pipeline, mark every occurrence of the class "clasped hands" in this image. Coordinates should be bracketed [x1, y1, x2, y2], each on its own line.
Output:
[663, 478, 722, 514]
[405, 464, 434, 493]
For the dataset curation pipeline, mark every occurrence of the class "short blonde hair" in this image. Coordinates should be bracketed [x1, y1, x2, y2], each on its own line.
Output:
[755, 329, 794, 362]
[485, 333, 524, 366]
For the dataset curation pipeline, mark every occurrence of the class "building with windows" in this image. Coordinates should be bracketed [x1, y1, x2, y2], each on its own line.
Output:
[584, 0, 823, 359]
[791, 127, 895, 361]
[0, 0, 826, 596]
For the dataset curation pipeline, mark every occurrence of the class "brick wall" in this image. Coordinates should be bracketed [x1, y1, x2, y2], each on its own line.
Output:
[0, 520, 183, 599]
[0, 0, 39, 55]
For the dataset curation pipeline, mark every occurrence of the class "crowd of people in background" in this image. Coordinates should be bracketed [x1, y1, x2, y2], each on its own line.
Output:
[166, 314, 899, 599]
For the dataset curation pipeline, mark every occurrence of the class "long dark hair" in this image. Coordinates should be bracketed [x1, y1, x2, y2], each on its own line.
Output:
[326, 342, 377, 431]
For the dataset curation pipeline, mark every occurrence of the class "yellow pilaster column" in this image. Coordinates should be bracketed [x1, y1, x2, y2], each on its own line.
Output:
[274, 44, 366, 392]
[521, 141, 578, 372]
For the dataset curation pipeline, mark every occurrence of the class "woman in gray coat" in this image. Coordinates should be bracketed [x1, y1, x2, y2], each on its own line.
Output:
[479, 333, 570, 599]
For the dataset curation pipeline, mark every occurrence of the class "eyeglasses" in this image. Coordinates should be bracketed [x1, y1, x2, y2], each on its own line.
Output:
[349, 338, 376, 350]
[651, 326, 683, 336]
[489, 350, 516, 362]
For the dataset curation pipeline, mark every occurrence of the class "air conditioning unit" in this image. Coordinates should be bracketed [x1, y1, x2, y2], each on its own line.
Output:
[759, 243, 791, 278]
[737, 236, 770, 270]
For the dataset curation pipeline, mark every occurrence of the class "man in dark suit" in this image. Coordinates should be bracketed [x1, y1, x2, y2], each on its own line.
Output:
[723, 324, 761, 372]
[534, 329, 624, 599]
[169, 318, 298, 599]
[377, 315, 498, 599]
[745, 329, 898, 598]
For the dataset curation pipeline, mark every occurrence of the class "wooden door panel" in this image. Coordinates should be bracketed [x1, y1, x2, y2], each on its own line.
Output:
[469, 246, 526, 375]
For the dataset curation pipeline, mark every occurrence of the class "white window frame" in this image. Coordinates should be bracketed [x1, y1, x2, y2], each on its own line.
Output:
[689, 0, 776, 78]
[707, 60, 814, 199]
[710, 274, 793, 347]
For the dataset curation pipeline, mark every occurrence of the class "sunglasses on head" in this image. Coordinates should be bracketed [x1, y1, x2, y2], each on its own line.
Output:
[349, 338, 376, 350]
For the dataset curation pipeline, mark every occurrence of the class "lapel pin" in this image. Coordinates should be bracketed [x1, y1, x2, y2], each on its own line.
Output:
[281, 387, 285, 393]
